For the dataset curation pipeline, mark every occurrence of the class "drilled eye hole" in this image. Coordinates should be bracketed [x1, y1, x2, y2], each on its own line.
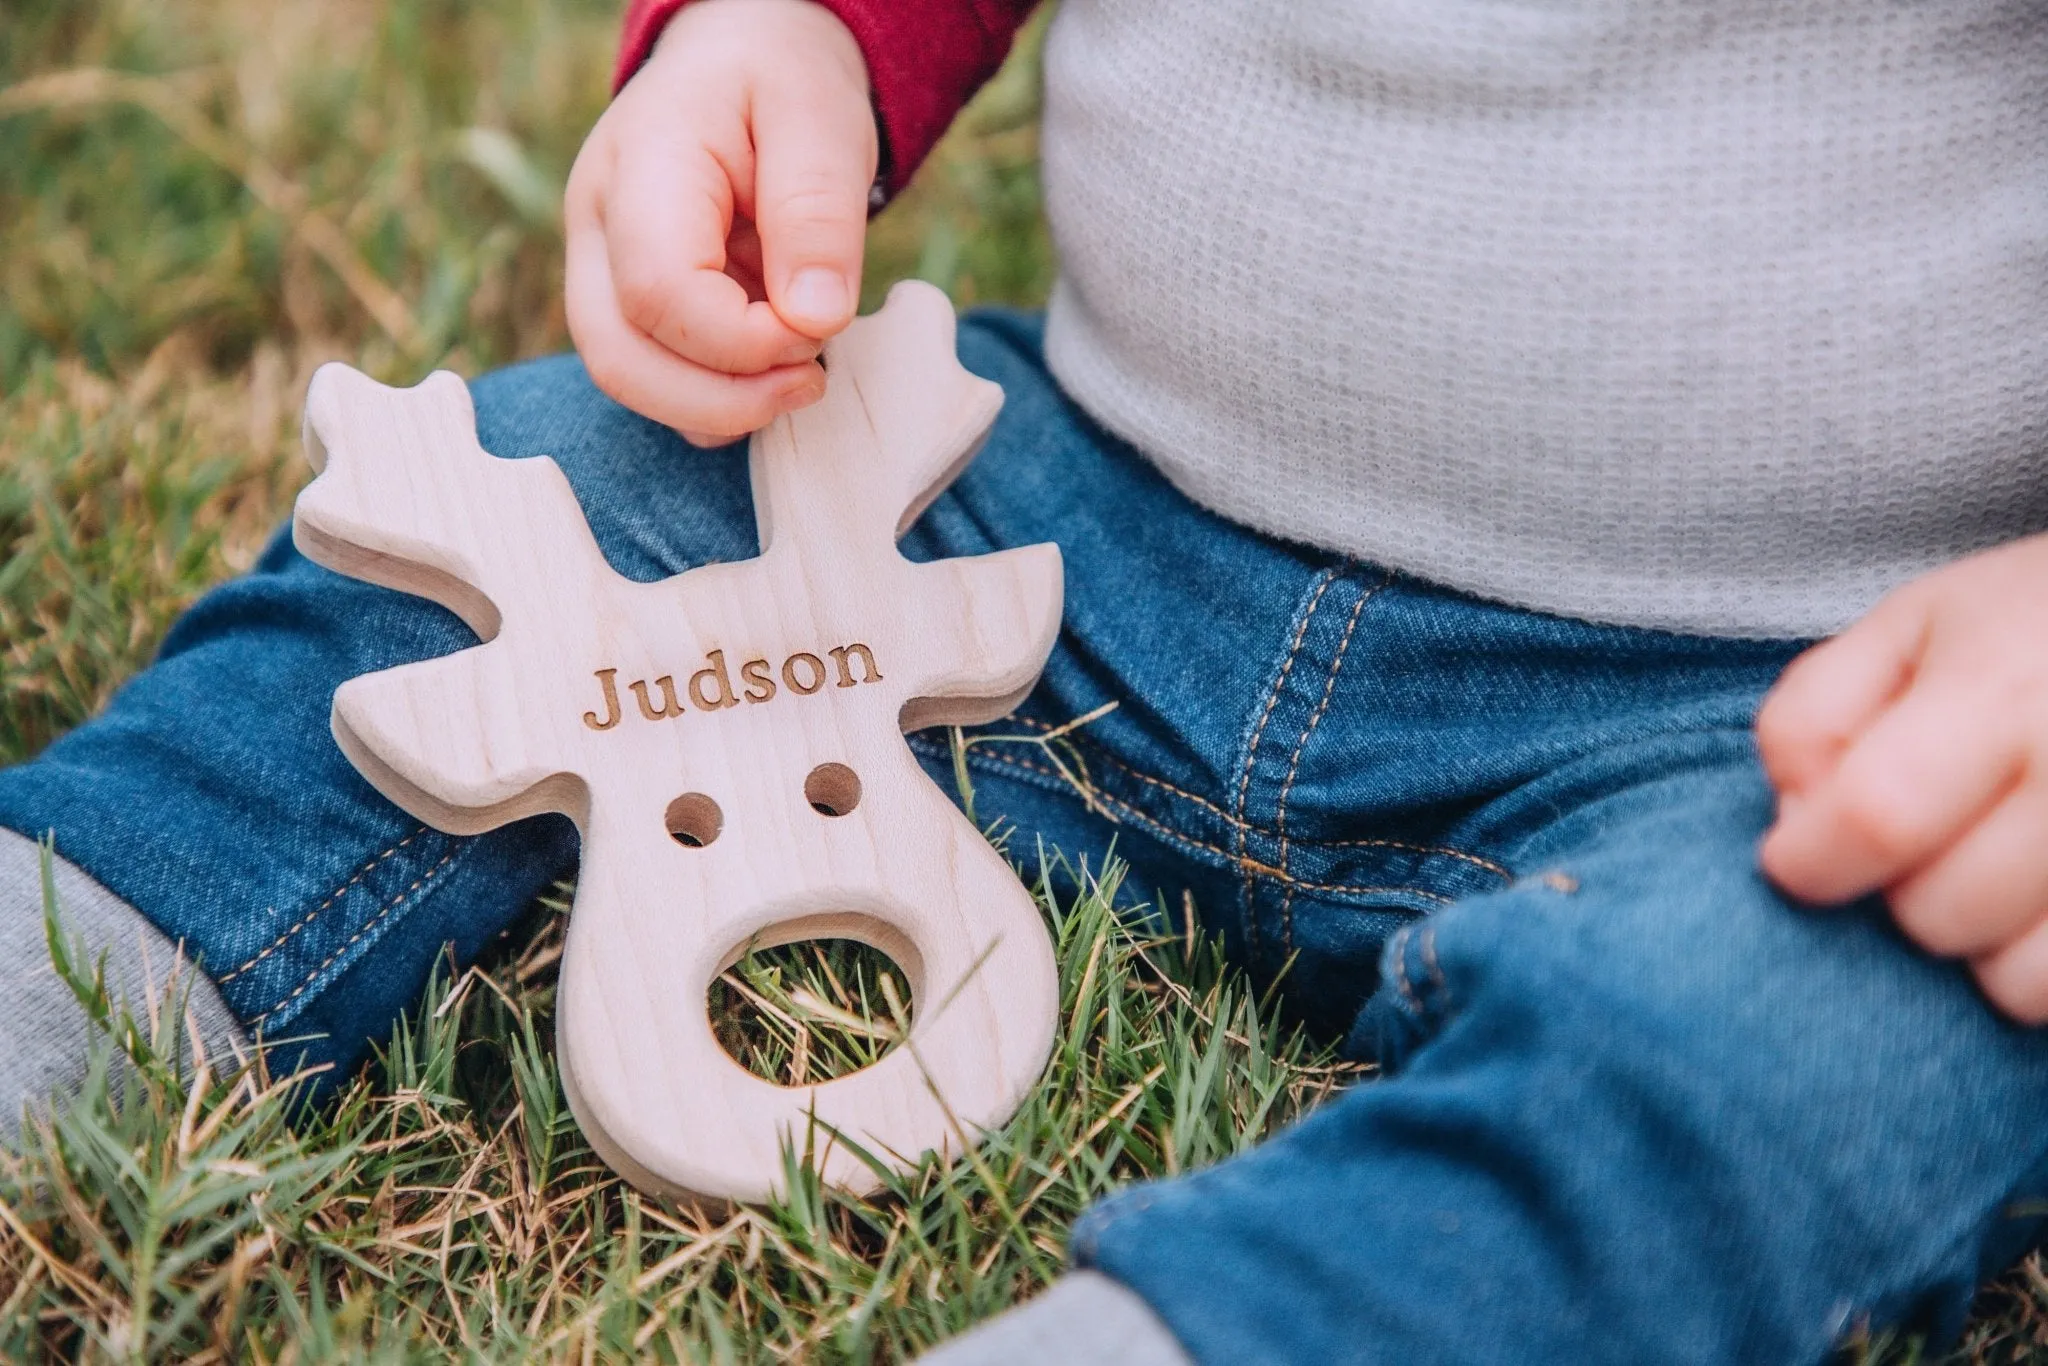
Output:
[665, 792, 723, 847]
[804, 762, 861, 817]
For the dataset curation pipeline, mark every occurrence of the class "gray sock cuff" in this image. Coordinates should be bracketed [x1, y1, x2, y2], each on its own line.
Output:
[0, 827, 249, 1143]
[915, 1271, 1194, 1366]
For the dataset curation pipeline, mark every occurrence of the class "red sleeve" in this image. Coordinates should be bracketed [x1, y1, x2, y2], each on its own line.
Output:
[613, 0, 1037, 199]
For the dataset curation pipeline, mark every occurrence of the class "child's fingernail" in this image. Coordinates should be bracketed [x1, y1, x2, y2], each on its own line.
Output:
[785, 269, 849, 326]
[775, 341, 821, 367]
[780, 376, 827, 412]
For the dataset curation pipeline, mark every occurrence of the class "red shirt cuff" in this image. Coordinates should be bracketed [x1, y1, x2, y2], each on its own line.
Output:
[613, 0, 1035, 200]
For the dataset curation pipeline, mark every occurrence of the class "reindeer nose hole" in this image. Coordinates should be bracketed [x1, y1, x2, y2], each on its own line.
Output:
[804, 763, 862, 817]
[712, 938, 910, 1086]
[664, 792, 723, 847]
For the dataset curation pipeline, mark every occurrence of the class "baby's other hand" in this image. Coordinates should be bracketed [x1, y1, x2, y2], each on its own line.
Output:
[1759, 532, 2048, 1021]
[564, 0, 875, 445]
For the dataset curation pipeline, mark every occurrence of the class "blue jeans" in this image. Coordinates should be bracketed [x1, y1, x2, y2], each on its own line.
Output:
[6, 312, 2048, 1364]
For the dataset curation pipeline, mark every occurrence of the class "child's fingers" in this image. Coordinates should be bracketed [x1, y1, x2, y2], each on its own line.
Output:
[1972, 912, 2048, 1025]
[566, 219, 823, 439]
[724, 219, 768, 301]
[1755, 592, 1927, 797]
[602, 140, 820, 374]
[751, 75, 875, 340]
[1886, 780, 2048, 957]
[1759, 674, 2022, 906]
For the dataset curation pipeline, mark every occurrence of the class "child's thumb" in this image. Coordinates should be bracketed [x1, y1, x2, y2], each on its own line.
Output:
[753, 87, 875, 340]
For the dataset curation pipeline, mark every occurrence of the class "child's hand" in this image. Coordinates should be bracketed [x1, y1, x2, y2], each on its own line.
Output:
[1758, 533, 2048, 1021]
[564, 0, 875, 445]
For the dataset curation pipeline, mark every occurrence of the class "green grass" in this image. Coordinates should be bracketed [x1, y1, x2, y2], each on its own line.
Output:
[3, 1, 2047, 1361]
[9, 841, 1353, 1361]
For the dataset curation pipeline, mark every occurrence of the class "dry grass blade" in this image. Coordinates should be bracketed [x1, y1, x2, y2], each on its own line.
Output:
[0, 68, 421, 353]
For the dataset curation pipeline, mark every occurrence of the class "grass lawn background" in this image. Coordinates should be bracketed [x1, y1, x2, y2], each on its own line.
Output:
[0, 1, 2042, 1360]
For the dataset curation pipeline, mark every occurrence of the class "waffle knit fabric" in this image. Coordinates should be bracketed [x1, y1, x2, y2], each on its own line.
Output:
[619, 0, 2048, 635]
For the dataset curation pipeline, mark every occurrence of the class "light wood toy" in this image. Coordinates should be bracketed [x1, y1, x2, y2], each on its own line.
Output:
[292, 280, 1062, 1204]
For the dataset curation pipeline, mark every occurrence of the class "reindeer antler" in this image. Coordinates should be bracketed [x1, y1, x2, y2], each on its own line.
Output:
[296, 366, 608, 640]
[750, 282, 1005, 560]
[744, 282, 1061, 727]
[295, 367, 614, 829]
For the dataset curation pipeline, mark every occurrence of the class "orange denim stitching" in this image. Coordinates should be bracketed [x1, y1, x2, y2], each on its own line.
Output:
[961, 746, 1232, 857]
[1322, 839, 1504, 878]
[1269, 874, 1452, 904]
[256, 845, 462, 1024]
[1235, 568, 1341, 954]
[999, 709, 1511, 879]
[1277, 578, 1381, 952]
[942, 741, 1454, 906]
[1003, 716, 1242, 820]
[219, 827, 430, 984]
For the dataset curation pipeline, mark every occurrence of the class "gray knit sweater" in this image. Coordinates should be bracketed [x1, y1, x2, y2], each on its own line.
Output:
[1037, 0, 2048, 637]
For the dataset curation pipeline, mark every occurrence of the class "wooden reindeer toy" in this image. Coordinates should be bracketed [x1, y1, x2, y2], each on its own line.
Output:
[293, 281, 1063, 1203]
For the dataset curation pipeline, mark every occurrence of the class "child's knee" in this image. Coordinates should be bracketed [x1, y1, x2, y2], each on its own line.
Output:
[1367, 774, 2048, 1178]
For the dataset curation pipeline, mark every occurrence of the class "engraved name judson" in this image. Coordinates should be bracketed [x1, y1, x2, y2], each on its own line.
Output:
[581, 644, 882, 731]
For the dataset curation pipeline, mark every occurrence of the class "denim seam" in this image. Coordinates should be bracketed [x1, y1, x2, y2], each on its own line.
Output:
[1388, 925, 1424, 1015]
[1276, 576, 1384, 953]
[952, 745, 1235, 863]
[1420, 924, 1448, 1010]
[918, 737, 1455, 905]
[254, 843, 463, 1026]
[1003, 716, 1245, 818]
[1235, 567, 1343, 957]
[997, 714, 1510, 877]
[217, 826, 432, 985]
